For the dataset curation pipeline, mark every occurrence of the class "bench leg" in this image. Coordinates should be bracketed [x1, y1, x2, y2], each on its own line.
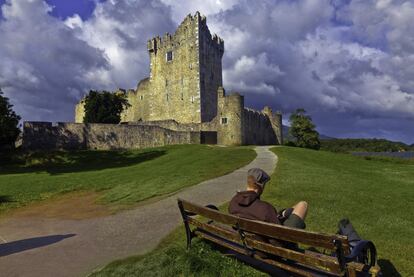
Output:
[347, 267, 357, 277]
[178, 200, 193, 249]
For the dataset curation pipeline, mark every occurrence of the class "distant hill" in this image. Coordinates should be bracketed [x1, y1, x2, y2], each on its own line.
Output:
[281, 126, 412, 153]
[320, 138, 413, 153]
[282, 125, 334, 142]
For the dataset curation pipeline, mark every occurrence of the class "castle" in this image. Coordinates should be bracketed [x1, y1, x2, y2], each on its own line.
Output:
[22, 12, 282, 150]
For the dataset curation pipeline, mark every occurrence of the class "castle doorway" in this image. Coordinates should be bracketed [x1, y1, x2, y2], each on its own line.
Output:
[200, 131, 217, 144]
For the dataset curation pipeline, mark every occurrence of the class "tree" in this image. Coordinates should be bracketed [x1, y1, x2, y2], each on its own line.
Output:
[83, 90, 130, 124]
[0, 88, 21, 150]
[289, 108, 320, 150]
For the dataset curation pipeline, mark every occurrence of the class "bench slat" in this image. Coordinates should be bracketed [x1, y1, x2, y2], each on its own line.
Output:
[180, 199, 344, 250]
[346, 262, 381, 276]
[188, 217, 342, 275]
[193, 229, 320, 277]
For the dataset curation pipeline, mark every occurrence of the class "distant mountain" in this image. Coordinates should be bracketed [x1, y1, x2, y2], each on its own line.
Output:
[282, 125, 334, 142]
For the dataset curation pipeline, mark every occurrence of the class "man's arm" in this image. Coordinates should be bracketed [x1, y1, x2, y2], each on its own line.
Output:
[264, 203, 281, 224]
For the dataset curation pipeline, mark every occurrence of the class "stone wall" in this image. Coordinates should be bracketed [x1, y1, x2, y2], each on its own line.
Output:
[75, 100, 85, 123]
[23, 122, 200, 151]
[199, 15, 224, 122]
[242, 108, 277, 145]
[128, 119, 218, 132]
[214, 87, 282, 146]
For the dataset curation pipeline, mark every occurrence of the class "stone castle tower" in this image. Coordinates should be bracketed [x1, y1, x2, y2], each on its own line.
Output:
[74, 12, 283, 147]
[76, 12, 224, 124]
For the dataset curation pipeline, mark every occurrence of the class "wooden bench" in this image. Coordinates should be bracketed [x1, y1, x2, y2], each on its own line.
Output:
[177, 199, 381, 277]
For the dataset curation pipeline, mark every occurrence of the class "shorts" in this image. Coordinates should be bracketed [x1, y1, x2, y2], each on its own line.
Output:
[283, 213, 306, 229]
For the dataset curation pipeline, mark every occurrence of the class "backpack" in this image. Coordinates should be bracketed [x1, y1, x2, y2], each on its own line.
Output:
[337, 218, 377, 267]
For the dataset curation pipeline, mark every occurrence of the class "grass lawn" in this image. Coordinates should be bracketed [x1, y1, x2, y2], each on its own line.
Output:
[91, 146, 413, 277]
[0, 145, 256, 214]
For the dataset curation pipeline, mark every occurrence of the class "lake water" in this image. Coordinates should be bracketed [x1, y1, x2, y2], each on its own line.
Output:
[352, 151, 414, 159]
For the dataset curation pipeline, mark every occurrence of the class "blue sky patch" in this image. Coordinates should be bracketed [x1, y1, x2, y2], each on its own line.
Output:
[0, 0, 105, 21]
[46, 0, 105, 20]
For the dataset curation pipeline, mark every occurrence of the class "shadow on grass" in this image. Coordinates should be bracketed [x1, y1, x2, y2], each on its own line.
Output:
[0, 234, 76, 257]
[378, 259, 401, 277]
[0, 150, 166, 175]
[0, 195, 14, 204]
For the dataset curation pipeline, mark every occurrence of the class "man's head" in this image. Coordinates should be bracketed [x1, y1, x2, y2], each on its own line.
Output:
[247, 168, 270, 195]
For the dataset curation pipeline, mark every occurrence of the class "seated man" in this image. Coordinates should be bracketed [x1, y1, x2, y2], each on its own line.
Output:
[228, 168, 308, 229]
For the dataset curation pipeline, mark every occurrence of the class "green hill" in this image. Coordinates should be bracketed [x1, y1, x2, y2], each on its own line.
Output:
[0, 145, 255, 214]
[92, 146, 413, 277]
[321, 138, 413, 153]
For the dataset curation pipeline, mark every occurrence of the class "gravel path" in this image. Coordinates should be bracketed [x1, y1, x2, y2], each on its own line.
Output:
[0, 146, 277, 277]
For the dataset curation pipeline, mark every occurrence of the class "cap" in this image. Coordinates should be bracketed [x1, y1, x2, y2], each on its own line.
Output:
[247, 168, 270, 190]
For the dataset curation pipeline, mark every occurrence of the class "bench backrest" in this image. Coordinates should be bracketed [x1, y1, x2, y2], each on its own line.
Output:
[178, 199, 351, 276]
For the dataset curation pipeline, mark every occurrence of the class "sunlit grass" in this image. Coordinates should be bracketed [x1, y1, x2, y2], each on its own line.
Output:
[92, 146, 413, 276]
[0, 145, 256, 214]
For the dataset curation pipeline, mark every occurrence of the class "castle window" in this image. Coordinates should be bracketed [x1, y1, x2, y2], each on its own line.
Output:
[221, 117, 228, 124]
[191, 96, 194, 103]
[166, 51, 173, 61]
[165, 79, 169, 86]
[166, 94, 170, 101]
[140, 95, 143, 100]
[181, 93, 184, 100]
[189, 63, 192, 69]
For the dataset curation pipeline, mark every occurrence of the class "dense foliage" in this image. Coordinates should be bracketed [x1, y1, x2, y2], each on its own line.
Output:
[321, 138, 412, 153]
[83, 90, 130, 123]
[0, 88, 21, 150]
[288, 108, 320, 150]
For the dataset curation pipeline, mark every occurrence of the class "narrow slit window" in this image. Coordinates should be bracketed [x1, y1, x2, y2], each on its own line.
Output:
[221, 117, 228, 124]
[166, 51, 173, 61]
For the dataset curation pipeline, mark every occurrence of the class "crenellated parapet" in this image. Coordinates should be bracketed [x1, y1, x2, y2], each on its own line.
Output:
[147, 11, 224, 56]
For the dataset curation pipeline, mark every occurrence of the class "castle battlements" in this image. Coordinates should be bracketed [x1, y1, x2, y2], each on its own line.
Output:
[147, 12, 223, 54]
[74, 12, 282, 147]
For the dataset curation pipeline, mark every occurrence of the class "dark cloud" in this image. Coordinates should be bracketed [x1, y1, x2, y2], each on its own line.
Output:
[203, 0, 414, 143]
[0, 0, 413, 143]
[0, 0, 109, 121]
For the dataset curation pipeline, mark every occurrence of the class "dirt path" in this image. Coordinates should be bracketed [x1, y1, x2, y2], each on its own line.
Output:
[0, 146, 277, 277]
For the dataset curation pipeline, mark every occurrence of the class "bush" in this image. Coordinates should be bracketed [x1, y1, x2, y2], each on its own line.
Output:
[284, 140, 296, 147]
[289, 108, 320, 150]
[83, 90, 130, 124]
[0, 88, 21, 151]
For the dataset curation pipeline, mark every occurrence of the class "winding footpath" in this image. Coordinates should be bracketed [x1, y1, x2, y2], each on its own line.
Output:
[0, 146, 277, 277]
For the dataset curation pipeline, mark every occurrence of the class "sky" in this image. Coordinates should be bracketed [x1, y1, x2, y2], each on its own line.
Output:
[0, 0, 413, 143]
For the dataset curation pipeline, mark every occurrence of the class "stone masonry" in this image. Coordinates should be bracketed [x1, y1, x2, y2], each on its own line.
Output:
[29, 12, 282, 150]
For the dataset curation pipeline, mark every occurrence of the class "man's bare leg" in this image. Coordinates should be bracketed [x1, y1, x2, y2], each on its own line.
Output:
[292, 201, 308, 220]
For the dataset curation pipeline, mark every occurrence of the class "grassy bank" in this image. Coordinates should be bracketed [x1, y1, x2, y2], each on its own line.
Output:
[90, 227, 265, 277]
[92, 146, 413, 276]
[0, 145, 256, 214]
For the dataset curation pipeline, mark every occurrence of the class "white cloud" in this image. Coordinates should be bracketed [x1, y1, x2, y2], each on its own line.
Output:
[66, 0, 175, 89]
[160, 0, 238, 23]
